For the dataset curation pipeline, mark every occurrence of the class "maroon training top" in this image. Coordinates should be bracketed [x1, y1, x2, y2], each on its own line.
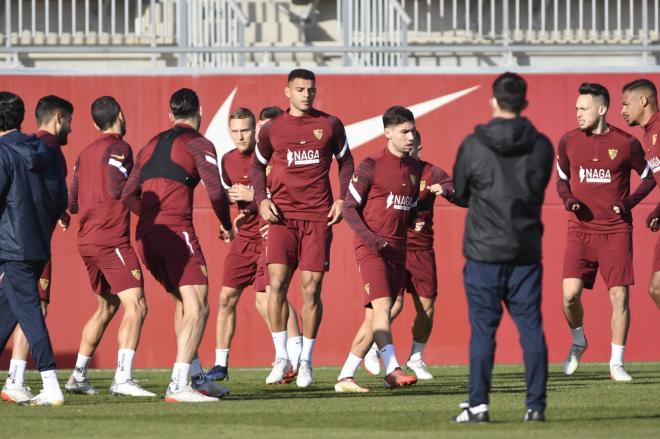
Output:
[407, 160, 454, 251]
[69, 133, 133, 248]
[252, 108, 354, 222]
[556, 125, 654, 233]
[121, 123, 231, 237]
[221, 147, 260, 243]
[642, 111, 660, 185]
[343, 147, 422, 254]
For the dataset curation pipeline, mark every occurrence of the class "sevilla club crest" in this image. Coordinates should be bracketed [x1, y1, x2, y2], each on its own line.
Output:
[131, 270, 142, 281]
[39, 278, 49, 290]
[608, 148, 618, 160]
[420, 180, 426, 192]
[313, 129, 324, 140]
[200, 265, 208, 277]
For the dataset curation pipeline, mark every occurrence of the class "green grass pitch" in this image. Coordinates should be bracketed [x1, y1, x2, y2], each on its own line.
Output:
[2, 363, 660, 438]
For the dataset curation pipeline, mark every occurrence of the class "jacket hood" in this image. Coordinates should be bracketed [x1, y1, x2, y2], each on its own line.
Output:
[474, 117, 539, 156]
[0, 131, 48, 171]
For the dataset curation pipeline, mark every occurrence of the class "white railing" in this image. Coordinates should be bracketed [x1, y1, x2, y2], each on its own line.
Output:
[400, 0, 659, 43]
[1, 0, 177, 46]
[340, 0, 412, 66]
[183, 0, 248, 67]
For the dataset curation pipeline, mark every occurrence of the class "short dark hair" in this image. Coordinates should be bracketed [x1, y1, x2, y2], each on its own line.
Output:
[0, 91, 25, 131]
[622, 78, 657, 98]
[35, 95, 73, 126]
[229, 107, 255, 125]
[579, 82, 610, 107]
[91, 96, 122, 131]
[288, 69, 316, 83]
[382, 105, 415, 128]
[493, 72, 527, 113]
[170, 88, 200, 119]
[259, 106, 284, 121]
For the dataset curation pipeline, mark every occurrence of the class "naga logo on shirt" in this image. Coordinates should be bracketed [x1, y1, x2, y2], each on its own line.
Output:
[649, 156, 660, 173]
[579, 165, 611, 183]
[386, 191, 414, 210]
[287, 148, 320, 166]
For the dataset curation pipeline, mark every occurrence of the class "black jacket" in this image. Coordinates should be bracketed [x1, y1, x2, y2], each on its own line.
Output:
[0, 131, 67, 261]
[453, 117, 554, 264]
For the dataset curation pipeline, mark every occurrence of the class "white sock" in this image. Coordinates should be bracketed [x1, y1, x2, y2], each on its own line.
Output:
[338, 353, 363, 380]
[272, 331, 288, 360]
[215, 349, 229, 367]
[40, 369, 60, 394]
[409, 340, 426, 361]
[571, 326, 586, 346]
[190, 357, 205, 384]
[6, 359, 27, 388]
[379, 344, 400, 375]
[169, 362, 190, 392]
[115, 349, 135, 384]
[287, 336, 303, 370]
[300, 337, 316, 363]
[610, 344, 625, 367]
[73, 354, 92, 381]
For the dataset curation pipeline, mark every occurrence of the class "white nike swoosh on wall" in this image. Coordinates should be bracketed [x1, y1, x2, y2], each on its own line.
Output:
[204, 85, 479, 163]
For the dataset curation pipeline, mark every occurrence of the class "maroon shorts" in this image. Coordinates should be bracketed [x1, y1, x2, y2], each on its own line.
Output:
[222, 237, 261, 289]
[79, 245, 143, 294]
[356, 245, 405, 307]
[266, 218, 332, 272]
[654, 235, 660, 273]
[38, 260, 52, 303]
[562, 229, 634, 289]
[404, 248, 438, 299]
[137, 228, 208, 293]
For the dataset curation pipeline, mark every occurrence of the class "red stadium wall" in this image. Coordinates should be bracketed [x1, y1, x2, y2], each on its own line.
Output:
[0, 73, 658, 369]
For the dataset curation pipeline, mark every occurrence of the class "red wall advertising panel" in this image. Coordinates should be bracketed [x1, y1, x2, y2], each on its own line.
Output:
[0, 73, 658, 369]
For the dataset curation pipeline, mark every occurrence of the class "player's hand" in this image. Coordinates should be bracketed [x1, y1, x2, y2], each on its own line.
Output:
[648, 208, 660, 232]
[233, 209, 252, 232]
[428, 183, 444, 195]
[259, 199, 279, 223]
[58, 212, 70, 231]
[219, 224, 234, 243]
[611, 200, 629, 216]
[327, 199, 344, 226]
[260, 223, 269, 239]
[228, 184, 254, 203]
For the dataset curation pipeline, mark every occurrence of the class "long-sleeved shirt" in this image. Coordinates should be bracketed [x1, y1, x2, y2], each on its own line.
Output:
[642, 111, 660, 218]
[556, 125, 654, 233]
[407, 161, 454, 251]
[121, 123, 231, 237]
[220, 147, 259, 243]
[252, 108, 354, 222]
[69, 133, 133, 248]
[343, 147, 422, 254]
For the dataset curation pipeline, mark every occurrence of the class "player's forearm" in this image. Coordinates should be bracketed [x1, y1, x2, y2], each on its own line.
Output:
[342, 202, 386, 250]
[121, 170, 142, 215]
[556, 179, 578, 207]
[251, 163, 268, 206]
[337, 154, 355, 199]
[208, 188, 232, 231]
[623, 177, 657, 209]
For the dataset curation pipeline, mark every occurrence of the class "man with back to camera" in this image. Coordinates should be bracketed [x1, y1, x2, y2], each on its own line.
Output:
[0, 91, 68, 406]
[620, 79, 660, 309]
[452, 73, 554, 423]
[65, 96, 155, 398]
[252, 69, 354, 387]
[557, 83, 655, 382]
[122, 88, 232, 402]
[2, 95, 72, 403]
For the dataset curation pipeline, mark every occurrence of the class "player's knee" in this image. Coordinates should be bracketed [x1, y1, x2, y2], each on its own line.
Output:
[268, 278, 287, 295]
[219, 293, 239, 310]
[562, 288, 581, 305]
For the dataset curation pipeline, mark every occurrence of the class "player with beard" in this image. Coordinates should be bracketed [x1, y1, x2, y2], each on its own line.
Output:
[2, 95, 72, 403]
[557, 83, 655, 382]
[252, 70, 354, 387]
[64, 96, 155, 398]
[122, 88, 232, 402]
[620, 79, 660, 310]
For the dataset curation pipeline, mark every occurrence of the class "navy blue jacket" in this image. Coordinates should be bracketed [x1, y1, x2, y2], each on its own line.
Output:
[0, 131, 67, 261]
